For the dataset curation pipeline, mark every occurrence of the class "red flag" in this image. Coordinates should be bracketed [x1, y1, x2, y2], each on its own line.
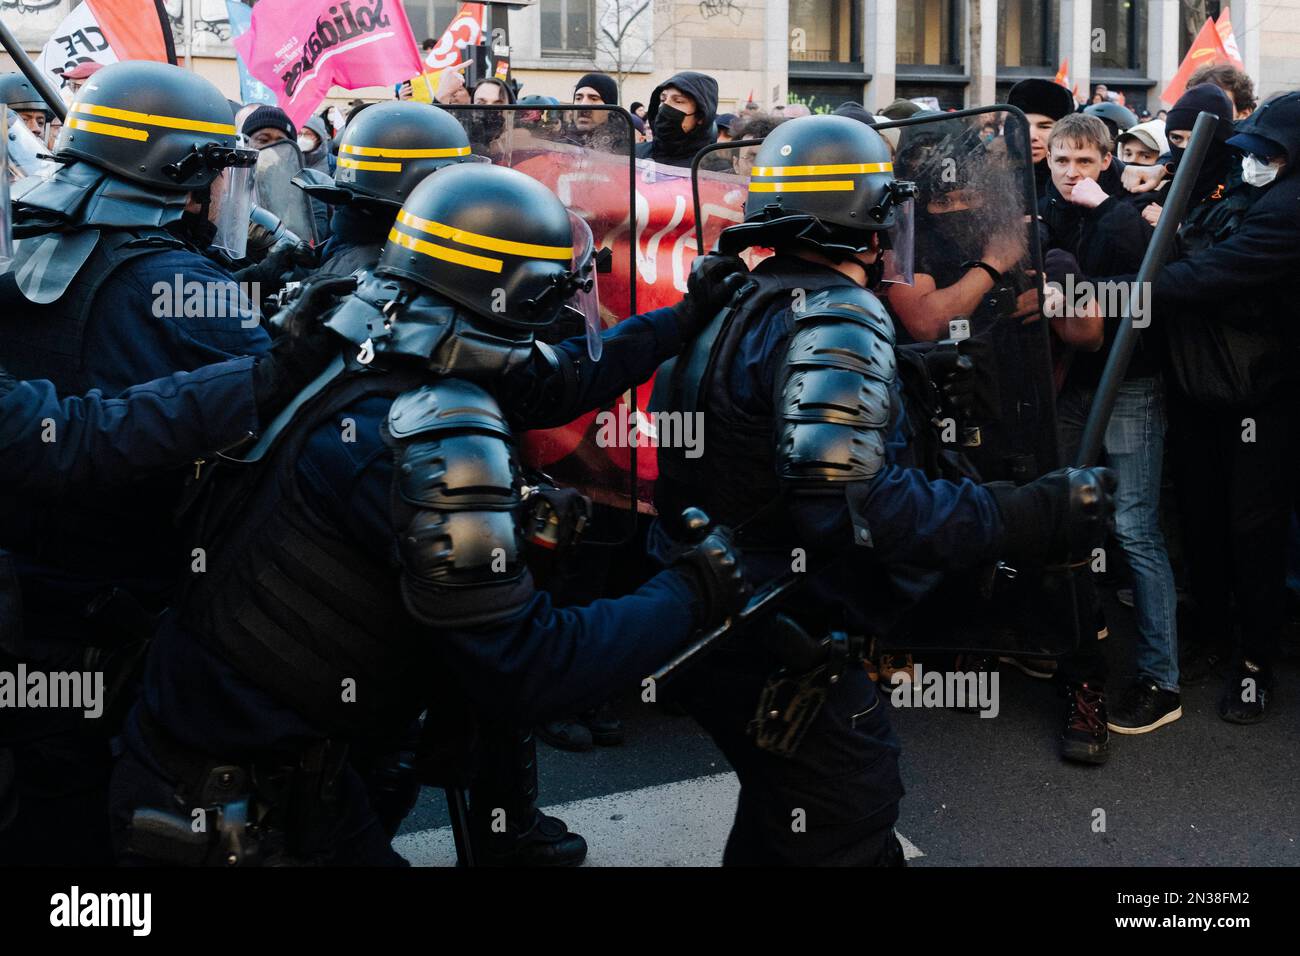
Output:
[1216, 9, 1246, 69]
[1054, 59, 1070, 88]
[1162, 18, 1231, 106]
[423, 3, 487, 71]
[86, 0, 176, 64]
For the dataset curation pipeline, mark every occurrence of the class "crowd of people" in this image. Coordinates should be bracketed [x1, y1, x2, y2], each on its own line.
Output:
[0, 48, 1295, 869]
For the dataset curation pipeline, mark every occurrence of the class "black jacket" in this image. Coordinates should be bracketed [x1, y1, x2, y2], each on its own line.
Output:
[637, 71, 719, 168]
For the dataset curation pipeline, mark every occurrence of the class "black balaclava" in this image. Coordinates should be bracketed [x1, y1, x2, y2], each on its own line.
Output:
[1166, 84, 1236, 198]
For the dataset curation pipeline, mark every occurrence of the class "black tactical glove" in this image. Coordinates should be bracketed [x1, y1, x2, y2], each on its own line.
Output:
[673, 254, 750, 341]
[987, 466, 1118, 567]
[671, 507, 751, 630]
[251, 275, 356, 420]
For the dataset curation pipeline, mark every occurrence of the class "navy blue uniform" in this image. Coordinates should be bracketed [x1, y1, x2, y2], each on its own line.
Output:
[112, 306, 703, 864]
[0, 357, 257, 497]
[651, 257, 1008, 865]
[0, 249, 270, 650]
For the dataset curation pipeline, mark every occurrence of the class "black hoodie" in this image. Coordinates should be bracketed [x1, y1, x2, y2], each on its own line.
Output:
[636, 71, 719, 168]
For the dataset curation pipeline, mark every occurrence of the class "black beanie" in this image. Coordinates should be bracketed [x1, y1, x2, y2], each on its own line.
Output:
[1008, 78, 1075, 121]
[1167, 84, 1235, 142]
[242, 105, 297, 141]
[574, 73, 618, 107]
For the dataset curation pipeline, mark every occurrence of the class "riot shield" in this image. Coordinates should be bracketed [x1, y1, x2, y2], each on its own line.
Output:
[253, 139, 319, 246]
[440, 104, 641, 544]
[874, 106, 1082, 658]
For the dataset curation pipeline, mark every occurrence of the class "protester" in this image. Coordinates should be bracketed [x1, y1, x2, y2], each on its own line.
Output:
[1187, 62, 1258, 120]
[636, 71, 720, 168]
[472, 77, 515, 105]
[727, 112, 783, 176]
[1042, 112, 1183, 737]
[1008, 77, 1079, 198]
[242, 104, 297, 148]
[1117, 119, 1168, 167]
[61, 60, 103, 97]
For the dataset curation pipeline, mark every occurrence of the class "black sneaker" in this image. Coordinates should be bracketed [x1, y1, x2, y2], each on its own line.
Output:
[1061, 681, 1110, 765]
[1218, 658, 1273, 724]
[1107, 678, 1182, 734]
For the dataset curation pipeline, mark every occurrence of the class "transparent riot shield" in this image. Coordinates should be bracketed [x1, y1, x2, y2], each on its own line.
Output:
[253, 139, 319, 247]
[0, 107, 11, 272]
[875, 105, 1081, 658]
[441, 104, 641, 545]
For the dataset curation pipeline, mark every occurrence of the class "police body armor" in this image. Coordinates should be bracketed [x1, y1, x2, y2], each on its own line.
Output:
[656, 262, 894, 557]
[179, 361, 532, 737]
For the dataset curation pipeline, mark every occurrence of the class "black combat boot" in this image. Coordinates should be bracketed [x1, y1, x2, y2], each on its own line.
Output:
[1060, 681, 1110, 765]
[471, 727, 587, 866]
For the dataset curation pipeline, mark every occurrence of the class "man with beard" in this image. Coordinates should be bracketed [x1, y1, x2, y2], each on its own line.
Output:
[563, 72, 623, 152]
[636, 71, 720, 169]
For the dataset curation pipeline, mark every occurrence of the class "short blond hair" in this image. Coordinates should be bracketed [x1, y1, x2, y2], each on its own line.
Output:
[1047, 113, 1112, 157]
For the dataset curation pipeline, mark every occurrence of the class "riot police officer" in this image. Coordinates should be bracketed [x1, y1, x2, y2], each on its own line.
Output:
[0, 60, 267, 864]
[297, 100, 476, 279]
[650, 115, 1117, 865]
[109, 163, 750, 866]
[0, 72, 50, 140]
[292, 99, 744, 862]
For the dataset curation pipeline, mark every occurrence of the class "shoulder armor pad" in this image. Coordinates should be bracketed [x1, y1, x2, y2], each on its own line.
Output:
[386, 379, 511, 441]
[779, 285, 894, 483]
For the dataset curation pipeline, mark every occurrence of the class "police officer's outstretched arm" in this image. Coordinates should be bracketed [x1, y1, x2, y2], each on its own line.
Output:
[383, 381, 749, 722]
[502, 254, 749, 430]
[0, 358, 259, 497]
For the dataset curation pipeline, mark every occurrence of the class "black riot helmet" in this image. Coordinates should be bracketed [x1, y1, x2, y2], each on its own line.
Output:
[0, 72, 47, 112]
[718, 114, 915, 258]
[56, 60, 255, 193]
[376, 163, 586, 329]
[1084, 101, 1138, 141]
[295, 101, 473, 208]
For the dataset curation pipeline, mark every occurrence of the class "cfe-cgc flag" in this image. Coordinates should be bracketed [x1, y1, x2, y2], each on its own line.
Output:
[234, 0, 426, 127]
[424, 3, 486, 71]
[36, 0, 176, 95]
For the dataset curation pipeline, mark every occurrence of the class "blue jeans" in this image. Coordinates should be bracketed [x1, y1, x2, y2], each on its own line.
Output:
[1058, 376, 1180, 691]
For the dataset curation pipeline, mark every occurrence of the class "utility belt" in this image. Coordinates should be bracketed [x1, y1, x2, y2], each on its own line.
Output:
[127, 708, 351, 867]
[746, 612, 875, 759]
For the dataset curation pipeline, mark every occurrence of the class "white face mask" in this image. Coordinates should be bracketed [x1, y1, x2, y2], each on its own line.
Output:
[1241, 153, 1282, 187]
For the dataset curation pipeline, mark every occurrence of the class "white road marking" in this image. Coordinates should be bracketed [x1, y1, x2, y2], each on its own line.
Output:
[393, 771, 924, 866]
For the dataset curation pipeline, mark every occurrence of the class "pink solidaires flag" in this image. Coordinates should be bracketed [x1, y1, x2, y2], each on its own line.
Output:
[234, 0, 425, 127]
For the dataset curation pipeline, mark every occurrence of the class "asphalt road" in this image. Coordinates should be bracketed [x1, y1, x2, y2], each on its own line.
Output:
[397, 589, 1300, 866]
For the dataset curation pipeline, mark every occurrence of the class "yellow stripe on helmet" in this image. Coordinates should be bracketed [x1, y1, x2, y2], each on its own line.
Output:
[342, 143, 471, 158]
[751, 162, 893, 177]
[339, 156, 403, 172]
[388, 227, 504, 273]
[74, 102, 236, 136]
[66, 117, 149, 142]
[396, 210, 571, 260]
[749, 180, 857, 193]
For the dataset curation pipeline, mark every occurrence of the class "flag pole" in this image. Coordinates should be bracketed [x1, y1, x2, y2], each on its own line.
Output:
[183, 0, 195, 70]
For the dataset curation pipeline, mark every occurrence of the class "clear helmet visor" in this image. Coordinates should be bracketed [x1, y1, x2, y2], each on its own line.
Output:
[564, 211, 603, 361]
[6, 106, 57, 183]
[209, 160, 257, 261]
[881, 196, 915, 285]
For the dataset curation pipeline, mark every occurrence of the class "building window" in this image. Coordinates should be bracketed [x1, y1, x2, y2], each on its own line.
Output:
[541, 0, 595, 57]
[1091, 0, 1146, 72]
[997, 0, 1058, 69]
[790, 0, 862, 65]
[405, 0, 465, 47]
[897, 0, 964, 67]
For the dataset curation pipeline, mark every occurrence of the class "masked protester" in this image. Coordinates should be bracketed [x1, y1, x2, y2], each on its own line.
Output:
[297, 115, 335, 241]
[636, 71, 720, 169]
[1110, 89, 1300, 724]
[650, 115, 1117, 864]
[108, 164, 752, 867]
